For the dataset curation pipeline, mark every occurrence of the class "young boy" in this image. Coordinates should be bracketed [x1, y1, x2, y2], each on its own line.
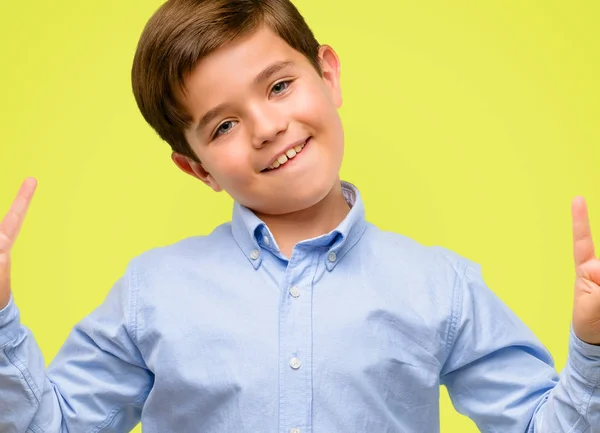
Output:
[1, 0, 599, 431]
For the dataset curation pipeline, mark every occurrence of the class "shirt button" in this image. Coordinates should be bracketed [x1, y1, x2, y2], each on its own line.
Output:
[290, 428, 301, 433]
[250, 249, 260, 260]
[289, 286, 300, 298]
[290, 357, 302, 369]
[328, 251, 337, 262]
[263, 236, 270, 246]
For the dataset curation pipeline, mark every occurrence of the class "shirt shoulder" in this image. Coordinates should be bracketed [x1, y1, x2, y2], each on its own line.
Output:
[130, 221, 237, 270]
[358, 223, 478, 327]
[121, 221, 248, 303]
[360, 222, 471, 281]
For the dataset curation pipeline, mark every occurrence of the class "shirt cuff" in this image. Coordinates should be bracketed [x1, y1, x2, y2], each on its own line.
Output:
[0, 294, 20, 348]
[568, 324, 600, 383]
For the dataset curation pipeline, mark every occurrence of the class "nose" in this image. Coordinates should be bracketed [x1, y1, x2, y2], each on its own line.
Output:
[249, 103, 289, 149]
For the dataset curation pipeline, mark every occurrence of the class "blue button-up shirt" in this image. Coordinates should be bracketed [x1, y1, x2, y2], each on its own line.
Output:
[1, 182, 599, 432]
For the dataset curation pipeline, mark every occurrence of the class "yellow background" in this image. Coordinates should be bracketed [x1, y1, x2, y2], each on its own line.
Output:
[1, 0, 598, 431]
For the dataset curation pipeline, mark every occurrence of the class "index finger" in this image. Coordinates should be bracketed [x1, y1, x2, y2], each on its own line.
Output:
[0, 178, 37, 249]
[572, 195, 595, 267]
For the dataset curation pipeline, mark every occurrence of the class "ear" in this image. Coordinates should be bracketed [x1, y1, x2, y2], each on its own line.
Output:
[318, 44, 342, 108]
[171, 152, 223, 192]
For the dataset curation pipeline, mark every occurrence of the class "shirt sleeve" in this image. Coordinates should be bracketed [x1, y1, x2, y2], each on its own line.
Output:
[0, 262, 153, 433]
[439, 259, 600, 433]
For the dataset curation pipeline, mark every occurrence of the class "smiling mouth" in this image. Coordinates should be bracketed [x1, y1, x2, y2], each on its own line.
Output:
[261, 138, 310, 172]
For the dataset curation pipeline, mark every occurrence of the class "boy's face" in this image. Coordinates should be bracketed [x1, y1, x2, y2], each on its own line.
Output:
[173, 26, 344, 216]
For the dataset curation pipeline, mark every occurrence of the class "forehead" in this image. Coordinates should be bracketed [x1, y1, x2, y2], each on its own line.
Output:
[182, 26, 310, 102]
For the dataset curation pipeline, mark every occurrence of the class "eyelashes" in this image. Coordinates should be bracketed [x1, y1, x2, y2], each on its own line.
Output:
[213, 119, 238, 139]
[210, 79, 295, 140]
[270, 79, 291, 96]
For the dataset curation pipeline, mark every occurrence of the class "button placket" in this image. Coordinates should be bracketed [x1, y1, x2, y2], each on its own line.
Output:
[279, 251, 314, 433]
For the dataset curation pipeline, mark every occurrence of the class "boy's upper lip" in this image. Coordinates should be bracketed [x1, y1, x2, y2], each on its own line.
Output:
[262, 137, 310, 171]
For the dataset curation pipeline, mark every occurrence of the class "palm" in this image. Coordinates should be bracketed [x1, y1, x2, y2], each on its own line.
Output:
[571, 196, 600, 345]
[0, 178, 37, 309]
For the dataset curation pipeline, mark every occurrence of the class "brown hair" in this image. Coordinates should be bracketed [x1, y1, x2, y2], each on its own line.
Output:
[131, 0, 322, 162]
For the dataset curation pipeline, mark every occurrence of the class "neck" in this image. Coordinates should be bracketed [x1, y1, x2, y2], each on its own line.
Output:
[254, 180, 351, 258]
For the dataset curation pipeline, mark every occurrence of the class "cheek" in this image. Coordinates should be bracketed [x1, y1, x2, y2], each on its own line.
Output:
[295, 84, 344, 154]
[206, 143, 253, 184]
[292, 83, 334, 125]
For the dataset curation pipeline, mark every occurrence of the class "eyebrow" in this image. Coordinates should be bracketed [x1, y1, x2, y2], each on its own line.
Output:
[252, 60, 294, 87]
[195, 60, 295, 134]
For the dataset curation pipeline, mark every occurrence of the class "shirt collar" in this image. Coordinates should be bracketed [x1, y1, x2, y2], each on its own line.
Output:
[231, 181, 367, 270]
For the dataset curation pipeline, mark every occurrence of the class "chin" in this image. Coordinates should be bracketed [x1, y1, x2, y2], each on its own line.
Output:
[258, 178, 339, 216]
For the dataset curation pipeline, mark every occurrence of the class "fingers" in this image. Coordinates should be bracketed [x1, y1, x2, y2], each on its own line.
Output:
[572, 195, 595, 268]
[0, 178, 37, 252]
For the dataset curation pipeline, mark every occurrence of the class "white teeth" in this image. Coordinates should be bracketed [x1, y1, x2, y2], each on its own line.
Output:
[267, 141, 307, 170]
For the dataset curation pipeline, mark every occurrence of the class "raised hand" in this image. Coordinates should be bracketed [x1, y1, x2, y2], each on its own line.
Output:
[0, 178, 37, 310]
[571, 196, 600, 345]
